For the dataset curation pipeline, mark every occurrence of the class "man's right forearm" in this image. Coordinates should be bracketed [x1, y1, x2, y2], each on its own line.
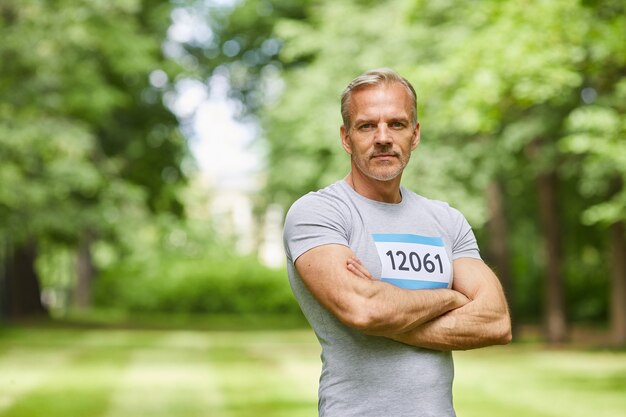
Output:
[297, 245, 469, 336]
[342, 255, 470, 335]
[347, 280, 470, 335]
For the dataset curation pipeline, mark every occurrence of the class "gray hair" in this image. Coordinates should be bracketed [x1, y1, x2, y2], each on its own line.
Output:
[341, 68, 418, 130]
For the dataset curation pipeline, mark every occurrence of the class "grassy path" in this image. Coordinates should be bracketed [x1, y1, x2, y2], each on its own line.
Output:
[0, 326, 625, 417]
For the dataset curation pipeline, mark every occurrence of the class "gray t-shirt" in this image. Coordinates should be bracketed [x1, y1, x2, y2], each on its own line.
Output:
[283, 180, 481, 417]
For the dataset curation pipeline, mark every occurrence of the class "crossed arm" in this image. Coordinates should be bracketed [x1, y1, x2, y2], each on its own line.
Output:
[294, 244, 512, 351]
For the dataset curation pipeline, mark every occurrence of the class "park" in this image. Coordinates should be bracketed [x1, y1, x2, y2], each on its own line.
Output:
[1, 0, 625, 416]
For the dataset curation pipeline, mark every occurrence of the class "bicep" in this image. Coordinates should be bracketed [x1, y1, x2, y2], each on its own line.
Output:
[452, 258, 507, 306]
[295, 244, 370, 322]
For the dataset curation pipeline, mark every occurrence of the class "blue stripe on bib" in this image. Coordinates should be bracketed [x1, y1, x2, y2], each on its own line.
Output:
[372, 234, 444, 246]
[381, 278, 449, 289]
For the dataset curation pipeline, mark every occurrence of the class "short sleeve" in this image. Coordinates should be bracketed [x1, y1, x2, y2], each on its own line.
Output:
[283, 193, 351, 263]
[448, 207, 481, 260]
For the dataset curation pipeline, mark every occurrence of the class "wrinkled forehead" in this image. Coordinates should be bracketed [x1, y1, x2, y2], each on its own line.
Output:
[349, 83, 413, 121]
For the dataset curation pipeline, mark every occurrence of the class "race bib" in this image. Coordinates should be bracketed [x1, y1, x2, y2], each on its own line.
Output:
[372, 234, 452, 289]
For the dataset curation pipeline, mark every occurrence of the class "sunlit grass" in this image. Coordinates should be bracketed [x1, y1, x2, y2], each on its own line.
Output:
[0, 327, 319, 417]
[0, 325, 624, 417]
[454, 346, 626, 417]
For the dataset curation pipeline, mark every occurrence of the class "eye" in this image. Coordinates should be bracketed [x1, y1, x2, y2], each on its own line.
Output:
[389, 121, 406, 129]
[358, 123, 374, 131]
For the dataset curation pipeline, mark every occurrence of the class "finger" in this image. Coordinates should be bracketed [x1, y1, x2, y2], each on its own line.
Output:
[347, 259, 367, 275]
[347, 259, 374, 280]
[347, 262, 368, 279]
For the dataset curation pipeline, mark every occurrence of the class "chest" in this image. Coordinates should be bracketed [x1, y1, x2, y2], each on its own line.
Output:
[348, 209, 454, 289]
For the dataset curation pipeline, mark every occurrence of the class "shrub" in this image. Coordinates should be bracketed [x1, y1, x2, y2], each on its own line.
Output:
[93, 255, 302, 316]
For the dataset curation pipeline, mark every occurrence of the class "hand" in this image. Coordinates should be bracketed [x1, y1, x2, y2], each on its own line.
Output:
[347, 256, 375, 281]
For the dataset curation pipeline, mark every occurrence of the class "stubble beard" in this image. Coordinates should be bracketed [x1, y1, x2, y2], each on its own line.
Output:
[352, 149, 410, 182]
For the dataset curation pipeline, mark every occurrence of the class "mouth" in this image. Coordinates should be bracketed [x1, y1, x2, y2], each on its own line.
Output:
[371, 153, 397, 160]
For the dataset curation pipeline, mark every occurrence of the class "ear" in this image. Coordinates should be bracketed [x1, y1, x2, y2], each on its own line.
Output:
[410, 122, 421, 151]
[340, 125, 352, 154]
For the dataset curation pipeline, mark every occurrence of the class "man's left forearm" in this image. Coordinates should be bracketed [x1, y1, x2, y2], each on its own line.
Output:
[387, 304, 512, 351]
[387, 258, 512, 351]
[349, 256, 512, 350]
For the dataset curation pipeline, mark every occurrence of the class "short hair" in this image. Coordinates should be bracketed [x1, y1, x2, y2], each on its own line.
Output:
[341, 68, 418, 129]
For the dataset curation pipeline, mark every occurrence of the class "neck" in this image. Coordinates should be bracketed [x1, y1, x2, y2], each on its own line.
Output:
[345, 170, 402, 204]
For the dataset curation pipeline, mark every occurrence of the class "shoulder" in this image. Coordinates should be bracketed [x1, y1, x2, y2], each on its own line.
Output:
[284, 181, 354, 241]
[404, 188, 480, 256]
[403, 188, 470, 228]
[283, 181, 353, 261]
[404, 188, 457, 215]
[285, 181, 352, 222]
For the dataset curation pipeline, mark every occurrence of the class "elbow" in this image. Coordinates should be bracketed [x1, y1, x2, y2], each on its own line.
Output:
[342, 305, 378, 332]
[328, 283, 393, 332]
[473, 313, 512, 347]
[481, 308, 512, 346]
[339, 298, 388, 333]
[494, 316, 513, 345]
[496, 327, 513, 345]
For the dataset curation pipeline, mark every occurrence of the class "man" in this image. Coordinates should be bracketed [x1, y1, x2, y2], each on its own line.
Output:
[283, 68, 511, 417]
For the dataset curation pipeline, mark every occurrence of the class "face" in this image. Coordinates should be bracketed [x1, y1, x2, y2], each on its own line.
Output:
[340, 83, 420, 182]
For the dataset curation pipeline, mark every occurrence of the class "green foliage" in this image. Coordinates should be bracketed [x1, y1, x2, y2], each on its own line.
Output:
[2, 0, 623, 329]
[93, 256, 299, 316]
[0, 116, 100, 243]
[0, 0, 187, 249]
[0, 0, 200, 320]
[177, 0, 311, 112]
[241, 0, 626, 328]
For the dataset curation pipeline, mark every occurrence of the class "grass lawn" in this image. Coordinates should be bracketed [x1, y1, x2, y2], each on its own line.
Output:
[0, 324, 624, 417]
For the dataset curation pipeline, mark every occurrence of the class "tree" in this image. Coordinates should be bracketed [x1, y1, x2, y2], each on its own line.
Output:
[558, 0, 626, 345]
[177, 0, 310, 112]
[0, 0, 187, 319]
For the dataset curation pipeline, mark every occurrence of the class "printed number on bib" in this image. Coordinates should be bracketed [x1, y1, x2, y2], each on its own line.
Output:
[372, 234, 451, 290]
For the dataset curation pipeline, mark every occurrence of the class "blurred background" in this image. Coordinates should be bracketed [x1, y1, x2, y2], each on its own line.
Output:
[1, 0, 625, 416]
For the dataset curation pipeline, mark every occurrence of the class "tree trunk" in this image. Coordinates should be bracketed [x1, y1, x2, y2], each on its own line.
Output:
[486, 180, 516, 333]
[0, 240, 9, 320]
[536, 171, 567, 343]
[6, 241, 47, 319]
[610, 220, 626, 346]
[74, 232, 96, 310]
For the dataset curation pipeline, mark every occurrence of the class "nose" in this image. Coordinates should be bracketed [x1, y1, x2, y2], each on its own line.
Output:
[375, 123, 392, 145]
